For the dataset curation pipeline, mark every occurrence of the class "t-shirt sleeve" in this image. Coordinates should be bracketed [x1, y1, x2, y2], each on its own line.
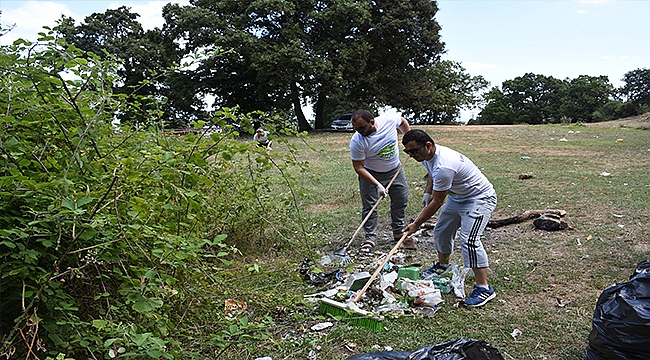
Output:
[349, 136, 366, 161]
[433, 167, 456, 192]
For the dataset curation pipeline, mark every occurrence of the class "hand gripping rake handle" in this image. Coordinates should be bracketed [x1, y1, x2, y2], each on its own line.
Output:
[335, 157, 410, 256]
[353, 232, 409, 303]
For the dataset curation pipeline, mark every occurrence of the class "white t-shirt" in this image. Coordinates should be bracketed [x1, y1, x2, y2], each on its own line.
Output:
[350, 115, 402, 172]
[254, 131, 269, 143]
[422, 145, 495, 201]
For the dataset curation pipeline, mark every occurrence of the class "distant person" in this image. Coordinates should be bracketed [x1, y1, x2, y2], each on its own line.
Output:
[349, 109, 411, 253]
[402, 129, 497, 307]
[254, 128, 272, 151]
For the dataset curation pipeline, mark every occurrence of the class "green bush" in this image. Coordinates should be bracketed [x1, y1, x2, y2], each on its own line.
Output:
[1, 33, 308, 359]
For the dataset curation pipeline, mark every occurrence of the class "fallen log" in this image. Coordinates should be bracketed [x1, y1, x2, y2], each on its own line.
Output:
[487, 209, 567, 229]
[533, 213, 570, 231]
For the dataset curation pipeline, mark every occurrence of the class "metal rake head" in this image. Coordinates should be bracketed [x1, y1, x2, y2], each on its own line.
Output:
[331, 252, 352, 265]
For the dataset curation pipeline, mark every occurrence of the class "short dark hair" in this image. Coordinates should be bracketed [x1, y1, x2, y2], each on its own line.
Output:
[402, 129, 434, 146]
[351, 109, 374, 123]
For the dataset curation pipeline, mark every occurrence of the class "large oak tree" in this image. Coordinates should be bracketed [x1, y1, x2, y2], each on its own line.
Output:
[58, 1, 492, 129]
[163, 0, 448, 131]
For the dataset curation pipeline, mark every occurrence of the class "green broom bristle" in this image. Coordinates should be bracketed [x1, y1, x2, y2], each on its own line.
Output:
[350, 316, 383, 332]
[319, 298, 384, 332]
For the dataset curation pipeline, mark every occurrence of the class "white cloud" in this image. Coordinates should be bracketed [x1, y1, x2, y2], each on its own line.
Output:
[109, 1, 190, 30]
[1, 1, 76, 43]
[577, 9, 588, 14]
[1, 0, 190, 44]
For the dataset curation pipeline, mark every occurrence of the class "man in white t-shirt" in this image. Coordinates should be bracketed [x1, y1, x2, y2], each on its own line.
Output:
[350, 109, 411, 253]
[254, 128, 272, 151]
[402, 129, 497, 308]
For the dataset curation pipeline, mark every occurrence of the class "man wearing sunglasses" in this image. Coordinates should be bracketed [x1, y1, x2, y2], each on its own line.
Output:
[349, 109, 411, 253]
[402, 129, 497, 307]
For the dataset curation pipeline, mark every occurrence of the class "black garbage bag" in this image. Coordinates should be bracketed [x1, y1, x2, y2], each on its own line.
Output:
[346, 338, 504, 360]
[585, 260, 650, 360]
[629, 259, 650, 279]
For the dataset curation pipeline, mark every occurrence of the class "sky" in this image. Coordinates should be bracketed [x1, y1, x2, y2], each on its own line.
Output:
[2, 0, 649, 121]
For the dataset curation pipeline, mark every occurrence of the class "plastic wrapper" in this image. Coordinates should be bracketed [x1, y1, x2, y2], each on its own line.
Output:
[300, 258, 342, 286]
[345, 338, 504, 360]
[421, 263, 469, 297]
[375, 302, 409, 314]
[417, 304, 440, 318]
[431, 277, 451, 294]
[449, 264, 470, 299]
[400, 281, 444, 308]
[381, 271, 399, 290]
[412, 290, 443, 308]
[585, 259, 650, 360]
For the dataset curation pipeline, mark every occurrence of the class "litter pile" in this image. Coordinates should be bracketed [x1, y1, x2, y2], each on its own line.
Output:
[301, 254, 471, 324]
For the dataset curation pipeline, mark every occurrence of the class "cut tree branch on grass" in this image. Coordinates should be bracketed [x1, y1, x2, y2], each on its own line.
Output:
[487, 209, 567, 229]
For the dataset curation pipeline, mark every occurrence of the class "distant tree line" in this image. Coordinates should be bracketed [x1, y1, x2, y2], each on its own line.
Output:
[471, 69, 650, 125]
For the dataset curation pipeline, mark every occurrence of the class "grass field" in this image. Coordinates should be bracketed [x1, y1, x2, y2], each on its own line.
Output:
[220, 120, 649, 360]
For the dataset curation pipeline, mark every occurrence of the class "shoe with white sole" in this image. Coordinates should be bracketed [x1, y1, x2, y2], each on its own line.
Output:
[463, 285, 496, 307]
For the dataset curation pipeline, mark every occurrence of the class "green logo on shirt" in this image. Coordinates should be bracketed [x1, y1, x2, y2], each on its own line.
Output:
[377, 141, 396, 159]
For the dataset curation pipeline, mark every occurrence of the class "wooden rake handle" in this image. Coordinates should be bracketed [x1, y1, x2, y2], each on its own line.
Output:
[353, 232, 409, 303]
[342, 157, 410, 252]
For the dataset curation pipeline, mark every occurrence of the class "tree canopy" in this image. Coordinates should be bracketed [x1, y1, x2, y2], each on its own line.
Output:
[561, 75, 613, 123]
[54, 0, 493, 129]
[161, 0, 452, 130]
[405, 60, 489, 124]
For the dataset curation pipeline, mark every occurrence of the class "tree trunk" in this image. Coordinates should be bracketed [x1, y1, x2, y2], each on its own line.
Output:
[314, 93, 326, 129]
[291, 81, 312, 132]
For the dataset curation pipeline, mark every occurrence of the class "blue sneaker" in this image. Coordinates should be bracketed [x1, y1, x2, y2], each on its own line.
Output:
[421, 262, 449, 280]
[463, 285, 496, 307]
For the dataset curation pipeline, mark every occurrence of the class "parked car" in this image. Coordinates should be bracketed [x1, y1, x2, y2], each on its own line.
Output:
[330, 113, 353, 132]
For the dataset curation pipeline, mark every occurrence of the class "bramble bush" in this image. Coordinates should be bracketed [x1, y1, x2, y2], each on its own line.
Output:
[1, 31, 309, 359]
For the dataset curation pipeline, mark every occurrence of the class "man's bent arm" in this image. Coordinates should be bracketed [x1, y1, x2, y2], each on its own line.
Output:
[425, 175, 433, 194]
[352, 160, 380, 187]
[405, 189, 448, 234]
[398, 117, 410, 134]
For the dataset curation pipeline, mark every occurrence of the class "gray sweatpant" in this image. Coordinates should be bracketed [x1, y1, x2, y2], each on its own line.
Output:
[434, 194, 497, 269]
[359, 165, 408, 242]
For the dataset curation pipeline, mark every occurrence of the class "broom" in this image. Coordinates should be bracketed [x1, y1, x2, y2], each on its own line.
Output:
[318, 298, 384, 332]
[318, 233, 409, 332]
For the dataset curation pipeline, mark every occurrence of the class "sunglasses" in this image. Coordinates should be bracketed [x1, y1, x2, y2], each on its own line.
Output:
[403, 143, 425, 155]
